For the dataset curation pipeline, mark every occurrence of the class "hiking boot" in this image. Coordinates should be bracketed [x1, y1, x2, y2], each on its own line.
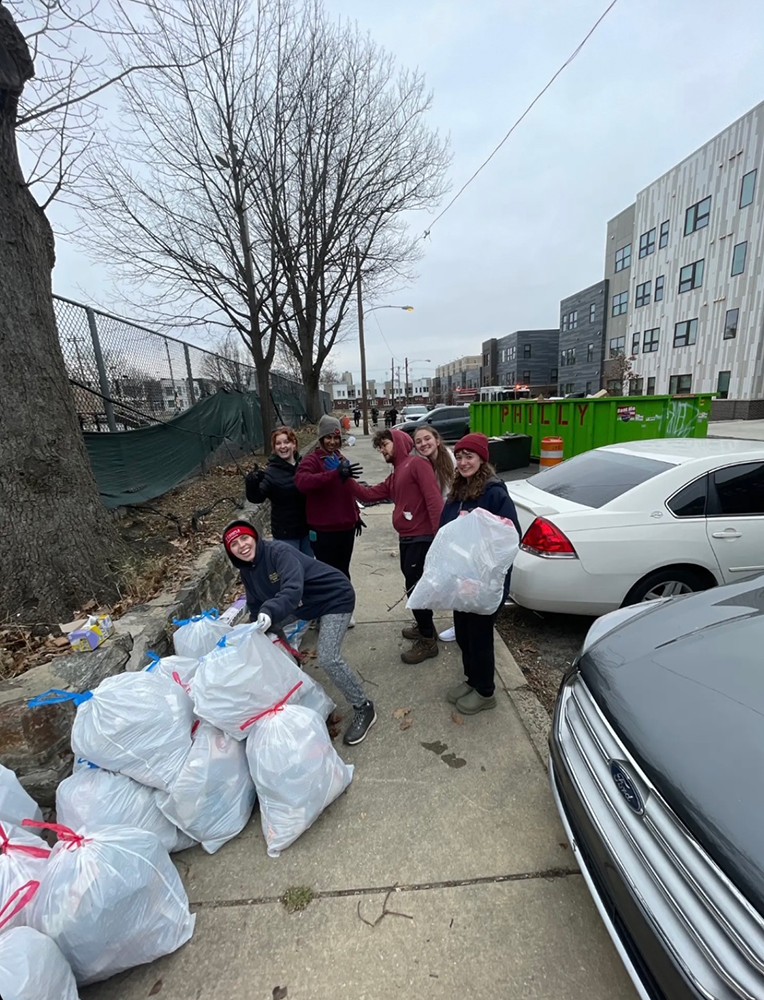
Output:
[343, 701, 376, 745]
[400, 635, 438, 664]
[446, 681, 473, 704]
[455, 689, 497, 715]
[401, 622, 421, 640]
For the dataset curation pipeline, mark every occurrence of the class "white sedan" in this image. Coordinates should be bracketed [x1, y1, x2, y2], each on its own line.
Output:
[507, 438, 764, 616]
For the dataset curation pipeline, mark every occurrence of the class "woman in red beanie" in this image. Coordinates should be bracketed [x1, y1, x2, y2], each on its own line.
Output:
[438, 433, 521, 716]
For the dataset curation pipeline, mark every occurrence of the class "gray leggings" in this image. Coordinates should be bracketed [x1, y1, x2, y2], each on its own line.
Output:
[317, 613, 367, 707]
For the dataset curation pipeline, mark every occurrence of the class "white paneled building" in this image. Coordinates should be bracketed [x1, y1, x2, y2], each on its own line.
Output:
[605, 100, 764, 416]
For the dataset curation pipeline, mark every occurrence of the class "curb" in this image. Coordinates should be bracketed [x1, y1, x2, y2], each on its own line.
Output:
[493, 628, 551, 768]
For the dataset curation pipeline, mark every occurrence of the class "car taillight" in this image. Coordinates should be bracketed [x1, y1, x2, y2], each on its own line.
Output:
[520, 517, 577, 558]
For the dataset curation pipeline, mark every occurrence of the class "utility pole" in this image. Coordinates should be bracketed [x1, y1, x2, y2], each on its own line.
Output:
[355, 246, 369, 436]
[404, 357, 409, 406]
[391, 356, 394, 405]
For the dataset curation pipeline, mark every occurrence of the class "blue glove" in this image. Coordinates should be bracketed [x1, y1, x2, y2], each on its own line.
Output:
[323, 453, 341, 471]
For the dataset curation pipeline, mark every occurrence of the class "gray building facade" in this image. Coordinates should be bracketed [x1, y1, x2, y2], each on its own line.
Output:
[558, 280, 609, 395]
[603, 203, 637, 392]
[493, 329, 560, 394]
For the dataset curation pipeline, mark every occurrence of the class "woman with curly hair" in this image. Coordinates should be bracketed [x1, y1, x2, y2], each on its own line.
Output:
[439, 433, 521, 716]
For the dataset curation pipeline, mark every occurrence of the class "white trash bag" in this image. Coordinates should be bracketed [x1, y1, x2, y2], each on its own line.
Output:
[244, 689, 353, 857]
[172, 608, 231, 659]
[158, 722, 256, 854]
[56, 765, 192, 854]
[144, 650, 200, 688]
[0, 765, 42, 830]
[27, 822, 195, 985]
[192, 624, 333, 739]
[0, 881, 79, 1000]
[0, 822, 50, 924]
[30, 673, 195, 793]
[408, 507, 519, 614]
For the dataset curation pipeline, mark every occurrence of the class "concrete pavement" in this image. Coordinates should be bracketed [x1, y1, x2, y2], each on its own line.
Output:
[708, 418, 764, 441]
[83, 434, 636, 1000]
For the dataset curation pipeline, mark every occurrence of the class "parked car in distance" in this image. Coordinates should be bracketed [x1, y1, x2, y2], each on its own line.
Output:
[397, 404, 428, 424]
[551, 576, 764, 999]
[399, 405, 470, 443]
[507, 438, 764, 615]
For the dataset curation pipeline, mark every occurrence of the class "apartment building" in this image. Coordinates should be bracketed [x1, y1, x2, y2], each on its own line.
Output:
[433, 355, 482, 404]
[557, 280, 609, 395]
[603, 100, 764, 416]
[481, 331, 560, 394]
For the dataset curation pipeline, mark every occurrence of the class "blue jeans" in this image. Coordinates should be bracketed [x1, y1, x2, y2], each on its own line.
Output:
[282, 535, 314, 556]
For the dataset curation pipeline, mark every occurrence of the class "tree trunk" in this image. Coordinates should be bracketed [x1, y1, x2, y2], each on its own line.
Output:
[257, 364, 274, 449]
[0, 7, 120, 622]
[301, 366, 322, 423]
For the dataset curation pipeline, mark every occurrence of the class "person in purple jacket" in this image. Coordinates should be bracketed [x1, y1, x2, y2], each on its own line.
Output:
[439, 433, 521, 717]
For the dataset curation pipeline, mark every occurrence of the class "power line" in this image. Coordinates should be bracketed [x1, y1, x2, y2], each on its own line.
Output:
[423, 0, 621, 237]
[372, 312, 398, 364]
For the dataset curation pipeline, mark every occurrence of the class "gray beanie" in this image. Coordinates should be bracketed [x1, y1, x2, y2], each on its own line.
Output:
[317, 414, 341, 438]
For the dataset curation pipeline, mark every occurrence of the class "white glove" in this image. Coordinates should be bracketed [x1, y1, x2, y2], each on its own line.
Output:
[255, 612, 272, 633]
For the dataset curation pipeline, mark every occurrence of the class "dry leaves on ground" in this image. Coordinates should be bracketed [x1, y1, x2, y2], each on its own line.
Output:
[391, 707, 411, 720]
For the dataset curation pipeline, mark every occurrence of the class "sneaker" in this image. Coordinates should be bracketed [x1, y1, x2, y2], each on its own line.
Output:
[400, 635, 439, 664]
[455, 689, 497, 715]
[348, 616, 356, 628]
[343, 701, 376, 745]
[401, 623, 421, 640]
[438, 626, 456, 642]
[446, 681, 473, 704]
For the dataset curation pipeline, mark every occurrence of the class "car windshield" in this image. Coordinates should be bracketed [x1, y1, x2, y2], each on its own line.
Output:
[526, 450, 675, 508]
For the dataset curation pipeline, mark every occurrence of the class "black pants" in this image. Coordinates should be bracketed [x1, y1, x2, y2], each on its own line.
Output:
[312, 528, 355, 580]
[453, 609, 498, 696]
[400, 538, 434, 637]
[354, 416, 360, 426]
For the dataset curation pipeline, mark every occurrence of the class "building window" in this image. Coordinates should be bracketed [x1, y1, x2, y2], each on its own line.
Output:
[659, 220, 670, 248]
[571, 311, 578, 329]
[630, 378, 644, 396]
[589, 303, 596, 323]
[669, 374, 693, 394]
[635, 281, 652, 307]
[611, 291, 628, 316]
[724, 308, 739, 340]
[609, 336, 625, 358]
[731, 241, 747, 276]
[567, 348, 576, 366]
[684, 196, 711, 235]
[510, 346, 516, 361]
[523, 344, 532, 358]
[631, 332, 641, 355]
[646, 377, 656, 395]
[740, 169, 757, 209]
[587, 343, 594, 362]
[522, 370, 531, 382]
[564, 383, 574, 394]
[643, 328, 660, 353]
[550, 368, 558, 381]
[678, 259, 704, 293]
[585, 381, 593, 394]
[717, 371, 731, 400]
[607, 379, 623, 394]
[560, 315, 567, 332]
[655, 275, 665, 302]
[673, 318, 698, 347]
[639, 228, 656, 258]
[615, 244, 631, 271]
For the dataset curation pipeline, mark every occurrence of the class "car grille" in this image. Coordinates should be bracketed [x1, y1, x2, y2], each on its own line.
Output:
[556, 673, 764, 1000]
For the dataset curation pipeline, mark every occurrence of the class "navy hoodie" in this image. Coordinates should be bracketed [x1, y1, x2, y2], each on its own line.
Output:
[222, 519, 355, 624]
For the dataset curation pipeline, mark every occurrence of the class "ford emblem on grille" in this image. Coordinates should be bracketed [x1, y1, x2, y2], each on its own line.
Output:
[609, 760, 645, 815]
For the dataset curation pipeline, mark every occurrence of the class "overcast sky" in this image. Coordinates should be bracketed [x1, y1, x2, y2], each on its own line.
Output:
[50, 0, 764, 388]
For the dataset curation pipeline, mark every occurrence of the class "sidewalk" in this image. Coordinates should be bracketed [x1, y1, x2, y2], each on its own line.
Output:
[708, 418, 764, 441]
[83, 434, 636, 1000]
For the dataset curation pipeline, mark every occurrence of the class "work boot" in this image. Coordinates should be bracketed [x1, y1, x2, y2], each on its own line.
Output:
[446, 681, 473, 704]
[455, 689, 497, 715]
[400, 635, 438, 664]
[401, 622, 421, 640]
[343, 701, 376, 745]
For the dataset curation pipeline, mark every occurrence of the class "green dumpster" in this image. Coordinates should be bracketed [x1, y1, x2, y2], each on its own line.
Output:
[469, 394, 714, 460]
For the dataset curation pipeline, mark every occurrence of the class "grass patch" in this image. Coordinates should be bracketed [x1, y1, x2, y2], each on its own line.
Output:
[281, 886, 314, 913]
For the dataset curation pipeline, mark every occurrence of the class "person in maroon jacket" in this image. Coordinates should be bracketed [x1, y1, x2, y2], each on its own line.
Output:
[351, 428, 444, 664]
[294, 414, 363, 580]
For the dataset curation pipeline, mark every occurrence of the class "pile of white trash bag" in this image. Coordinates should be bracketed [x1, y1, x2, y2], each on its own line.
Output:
[10, 606, 354, 994]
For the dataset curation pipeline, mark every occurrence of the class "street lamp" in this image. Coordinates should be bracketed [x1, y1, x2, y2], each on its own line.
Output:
[404, 357, 431, 405]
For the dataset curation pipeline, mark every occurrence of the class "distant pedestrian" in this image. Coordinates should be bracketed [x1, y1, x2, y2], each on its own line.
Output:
[383, 409, 391, 428]
[389, 406, 398, 426]
[371, 406, 379, 428]
[245, 426, 311, 555]
[353, 407, 361, 427]
[439, 433, 521, 715]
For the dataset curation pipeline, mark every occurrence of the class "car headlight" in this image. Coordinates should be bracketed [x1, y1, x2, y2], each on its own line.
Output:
[581, 600, 670, 655]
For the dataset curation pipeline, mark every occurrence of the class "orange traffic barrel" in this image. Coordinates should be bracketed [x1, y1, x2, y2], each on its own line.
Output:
[539, 436, 564, 468]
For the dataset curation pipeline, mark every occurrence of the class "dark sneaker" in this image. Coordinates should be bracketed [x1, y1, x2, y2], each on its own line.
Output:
[343, 701, 376, 745]
[400, 635, 438, 664]
[455, 689, 496, 715]
[446, 681, 473, 704]
[401, 623, 421, 640]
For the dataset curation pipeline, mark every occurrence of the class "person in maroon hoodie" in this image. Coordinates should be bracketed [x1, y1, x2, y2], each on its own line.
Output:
[294, 414, 363, 580]
[351, 428, 444, 664]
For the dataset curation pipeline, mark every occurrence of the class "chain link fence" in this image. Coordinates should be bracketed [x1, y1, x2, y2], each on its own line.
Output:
[53, 295, 325, 433]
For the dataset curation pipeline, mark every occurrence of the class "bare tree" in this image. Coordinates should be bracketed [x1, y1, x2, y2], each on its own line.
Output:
[201, 333, 251, 390]
[606, 352, 638, 396]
